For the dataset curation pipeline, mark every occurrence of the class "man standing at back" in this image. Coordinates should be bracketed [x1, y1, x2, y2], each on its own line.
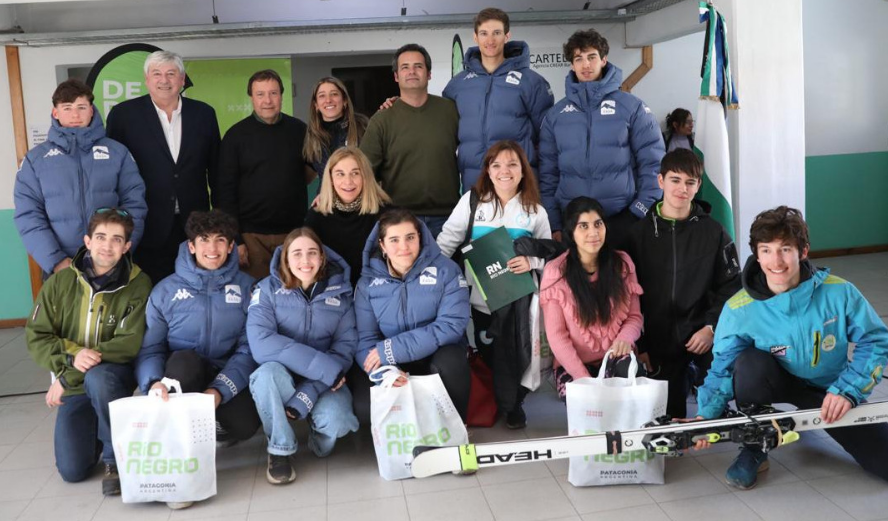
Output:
[539, 29, 664, 248]
[443, 7, 553, 189]
[107, 50, 221, 284]
[216, 69, 310, 279]
[360, 44, 459, 238]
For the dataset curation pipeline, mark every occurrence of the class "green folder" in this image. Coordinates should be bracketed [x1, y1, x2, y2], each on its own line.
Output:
[461, 226, 536, 312]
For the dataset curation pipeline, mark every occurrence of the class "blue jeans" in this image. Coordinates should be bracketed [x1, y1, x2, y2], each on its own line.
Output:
[417, 215, 447, 239]
[250, 362, 359, 457]
[55, 363, 136, 482]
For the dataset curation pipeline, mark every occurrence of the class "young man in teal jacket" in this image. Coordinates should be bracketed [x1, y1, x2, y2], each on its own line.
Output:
[695, 206, 888, 489]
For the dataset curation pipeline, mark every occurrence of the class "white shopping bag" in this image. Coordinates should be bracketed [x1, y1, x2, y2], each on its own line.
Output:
[370, 366, 469, 480]
[566, 352, 668, 486]
[110, 378, 217, 503]
[520, 293, 543, 391]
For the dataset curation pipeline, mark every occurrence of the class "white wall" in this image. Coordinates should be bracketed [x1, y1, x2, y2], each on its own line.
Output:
[0, 48, 19, 209]
[803, 0, 888, 157]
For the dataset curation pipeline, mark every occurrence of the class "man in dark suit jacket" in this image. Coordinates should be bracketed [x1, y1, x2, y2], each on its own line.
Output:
[106, 50, 220, 284]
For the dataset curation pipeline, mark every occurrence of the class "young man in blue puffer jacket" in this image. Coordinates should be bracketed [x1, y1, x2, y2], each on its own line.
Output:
[694, 206, 888, 490]
[14, 79, 146, 276]
[539, 29, 664, 249]
[136, 210, 259, 454]
[443, 7, 554, 190]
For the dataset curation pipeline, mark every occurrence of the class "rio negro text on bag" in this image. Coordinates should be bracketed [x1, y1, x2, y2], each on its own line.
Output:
[125, 441, 200, 475]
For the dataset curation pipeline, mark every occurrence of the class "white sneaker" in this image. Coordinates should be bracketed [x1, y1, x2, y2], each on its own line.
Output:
[167, 501, 194, 510]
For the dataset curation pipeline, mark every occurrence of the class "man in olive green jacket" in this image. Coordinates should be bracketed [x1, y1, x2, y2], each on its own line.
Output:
[26, 208, 151, 497]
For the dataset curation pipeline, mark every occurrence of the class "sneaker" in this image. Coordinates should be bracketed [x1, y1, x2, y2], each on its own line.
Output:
[166, 501, 194, 510]
[216, 421, 239, 449]
[725, 446, 770, 489]
[266, 454, 296, 485]
[102, 463, 121, 496]
[505, 404, 527, 429]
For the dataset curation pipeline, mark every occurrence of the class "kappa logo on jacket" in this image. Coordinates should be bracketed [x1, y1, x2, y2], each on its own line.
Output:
[92, 146, 110, 160]
[369, 278, 389, 287]
[506, 71, 522, 85]
[171, 288, 194, 302]
[225, 285, 242, 304]
[274, 287, 293, 295]
[560, 104, 580, 114]
[464, 72, 478, 80]
[419, 267, 438, 286]
[43, 148, 63, 158]
[600, 100, 616, 116]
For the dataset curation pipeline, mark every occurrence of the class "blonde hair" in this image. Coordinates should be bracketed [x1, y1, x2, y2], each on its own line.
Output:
[316, 146, 392, 216]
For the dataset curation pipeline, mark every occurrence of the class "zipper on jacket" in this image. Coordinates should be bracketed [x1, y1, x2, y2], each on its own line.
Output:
[670, 221, 677, 305]
[94, 304, 104, 347]
[585, 93, 593, 164]
[206, 282, 213, 355]
[811, 330, 821, 368]
[78, 136, 89, 228]
[84, 290, 97, 349]
[399, 283, 409, 333]
[481, 77, 493, 149]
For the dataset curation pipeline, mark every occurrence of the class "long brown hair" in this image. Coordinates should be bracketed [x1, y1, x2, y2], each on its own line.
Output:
[278, 227, 328, 289]
[474, 140, 542, 217]
[303, 77, 367, 165]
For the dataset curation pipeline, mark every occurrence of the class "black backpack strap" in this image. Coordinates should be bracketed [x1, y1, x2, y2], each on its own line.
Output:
[460, 189, 480, 251]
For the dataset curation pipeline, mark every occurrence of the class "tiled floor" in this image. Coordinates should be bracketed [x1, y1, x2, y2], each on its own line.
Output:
[1, 252, 886, 520]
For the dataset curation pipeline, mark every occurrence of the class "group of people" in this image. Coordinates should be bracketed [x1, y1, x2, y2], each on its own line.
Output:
[12, 5, 888, 507]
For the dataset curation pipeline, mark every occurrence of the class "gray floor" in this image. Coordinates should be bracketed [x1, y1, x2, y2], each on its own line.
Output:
[1, 252, 886, 520]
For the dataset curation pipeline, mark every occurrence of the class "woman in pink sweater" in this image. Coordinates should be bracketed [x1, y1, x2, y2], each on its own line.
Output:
[540, 197, 644, 399]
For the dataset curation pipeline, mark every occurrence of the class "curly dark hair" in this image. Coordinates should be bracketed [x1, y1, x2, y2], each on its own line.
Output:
[185, 210, 238, 243]
[749, 206, 810, 256]
[563, 29, 609, 61]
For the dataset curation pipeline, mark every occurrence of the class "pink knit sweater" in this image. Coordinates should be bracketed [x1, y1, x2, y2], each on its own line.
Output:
[539, 250, 643, 379]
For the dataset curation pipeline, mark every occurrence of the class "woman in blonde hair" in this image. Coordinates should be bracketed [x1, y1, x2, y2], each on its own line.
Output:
[304, 146, 391, 286]
[303, 77, 368, 183]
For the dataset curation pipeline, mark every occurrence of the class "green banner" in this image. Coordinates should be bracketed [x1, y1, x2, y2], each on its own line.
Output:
[184, 58, 292, 135]
[88, 44, 292, 136]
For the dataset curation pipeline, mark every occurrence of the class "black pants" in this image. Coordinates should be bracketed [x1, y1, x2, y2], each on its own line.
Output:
[649, 350, 713, 419]
[471, 308, 527, 414]
[733, 347, 888, 481]
[164, 350, 260, 442]
[135, 213, 187, 285]
[350, 344, 471, 425]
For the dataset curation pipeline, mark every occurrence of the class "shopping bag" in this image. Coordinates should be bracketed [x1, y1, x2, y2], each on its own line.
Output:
[520, 293, 543, 391]
[566, 352, 667, 486]
[467, 352, 497, 427]
[110, 378, 217, 503]
[370, 366, 469, 480]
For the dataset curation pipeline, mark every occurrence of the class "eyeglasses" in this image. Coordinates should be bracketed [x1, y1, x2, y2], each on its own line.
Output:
[94, 207, 130, 217]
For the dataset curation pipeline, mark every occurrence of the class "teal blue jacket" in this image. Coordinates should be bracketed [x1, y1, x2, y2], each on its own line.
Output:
[697, 258, 888, 419]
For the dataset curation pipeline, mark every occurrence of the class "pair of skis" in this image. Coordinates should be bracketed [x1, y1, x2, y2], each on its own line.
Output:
[410, 400, 888, 478]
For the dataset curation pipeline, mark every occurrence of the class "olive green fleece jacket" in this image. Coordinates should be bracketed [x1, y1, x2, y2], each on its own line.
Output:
[360, 95, 461, 215]
[26, 247, 152, 396]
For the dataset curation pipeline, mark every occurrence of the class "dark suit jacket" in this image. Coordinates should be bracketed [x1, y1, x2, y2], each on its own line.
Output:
[106, 94, 220, 248]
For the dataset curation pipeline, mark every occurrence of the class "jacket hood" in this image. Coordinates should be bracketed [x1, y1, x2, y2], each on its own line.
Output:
[564, 62, 622, 111]
[268, 242, 351, 292]
[648, 198, 712, 236]
[361, 218, 442, 282]
[465, 40, 531, 75]
[173, 240, 242, 291]
[71, 244, 141, 290]
[741, 254, 818, 301]
[48, 104, 106, 152]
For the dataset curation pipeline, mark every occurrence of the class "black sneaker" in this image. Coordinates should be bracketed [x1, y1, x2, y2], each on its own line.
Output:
[102, 463, 121, 496]
[506, 404, 527, 429]
[266, 454, 296, 485]
[216, 421, 238, 449]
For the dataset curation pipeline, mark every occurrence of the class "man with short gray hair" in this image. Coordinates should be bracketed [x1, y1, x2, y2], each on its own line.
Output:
[107, 50, 221, 284]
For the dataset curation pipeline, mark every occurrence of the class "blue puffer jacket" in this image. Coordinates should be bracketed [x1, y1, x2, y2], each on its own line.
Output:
[538, 64, 664, 231]
[697, 257, 888, 419]
[354, 220, 470, 370]
[443, 41, 554, 189]
[14, 110, 146, 273]
[247, 245, 357, 419]
[136, 242, 256, 403]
